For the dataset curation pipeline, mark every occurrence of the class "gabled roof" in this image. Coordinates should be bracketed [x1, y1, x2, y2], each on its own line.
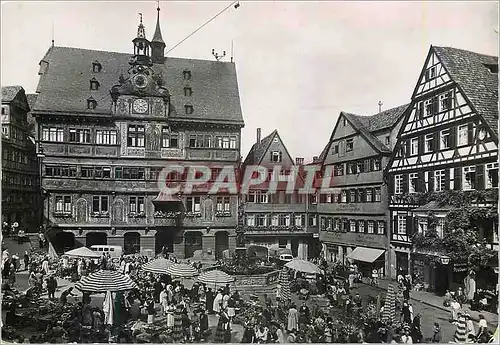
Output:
[26, 93, 38, 111]
[243, 130, 278, 166]
[2, 85, 23, 103]
[33, 46, 244, 125]
[342, 104, 409, 153]
[432, 46, 498, 137]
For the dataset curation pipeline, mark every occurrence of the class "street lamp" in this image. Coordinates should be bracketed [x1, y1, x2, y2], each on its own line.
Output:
[37, 145, 46, 232]
[440, 255, 450, 265]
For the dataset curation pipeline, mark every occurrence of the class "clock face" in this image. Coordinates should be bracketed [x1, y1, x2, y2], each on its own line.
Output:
[478, 129, 487, 140]
[133, 99, 148, 113]
[133, 74, 148, 89]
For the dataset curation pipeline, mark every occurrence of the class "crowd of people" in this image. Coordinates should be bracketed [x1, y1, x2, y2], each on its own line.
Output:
[1, 239, 497, 343]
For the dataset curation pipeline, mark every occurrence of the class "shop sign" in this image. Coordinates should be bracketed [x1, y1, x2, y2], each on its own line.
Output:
[453, 263, 468, 273]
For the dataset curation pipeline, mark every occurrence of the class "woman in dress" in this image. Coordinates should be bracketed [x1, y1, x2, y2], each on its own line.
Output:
[214, 307, 231, 343]
[287, 304, 299, 332]
[166, 304, 175, 329]
[227, 295, 236, 324]
[172, 304, 184, 342]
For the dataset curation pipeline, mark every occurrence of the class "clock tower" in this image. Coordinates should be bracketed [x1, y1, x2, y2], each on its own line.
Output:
[110, 14, 170, 117]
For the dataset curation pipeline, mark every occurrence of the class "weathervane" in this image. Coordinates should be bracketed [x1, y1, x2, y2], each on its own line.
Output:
[212, 48, 226, 61]
[378, 100, 383, 112]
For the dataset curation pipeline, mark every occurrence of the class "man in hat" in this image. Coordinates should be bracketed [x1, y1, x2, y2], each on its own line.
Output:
[46, 275, 58, 300]
[401, 326, 413, 344]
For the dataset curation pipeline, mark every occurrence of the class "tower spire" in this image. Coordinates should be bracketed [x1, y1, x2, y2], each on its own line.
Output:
[152, 1, 165, 44]
[151, 1, 166, 63]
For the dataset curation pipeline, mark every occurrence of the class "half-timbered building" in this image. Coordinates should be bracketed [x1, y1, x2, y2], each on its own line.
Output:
[32, 9, 244, 258]
[2, 86, 41, 231]
[386, 46, 498, 292]
[317, 104, 408, 277]
[241, 128, 319, 259]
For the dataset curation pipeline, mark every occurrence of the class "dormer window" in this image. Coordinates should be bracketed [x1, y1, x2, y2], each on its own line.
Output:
[92, 61, 102, 73]
[183, 70, 192, 80]
[90, 78, 100, 90]
[87, 97, 97, 110]
[184, 105, 194, 114]
[484, 63, 498, 74]
[184, 87, 192, 97]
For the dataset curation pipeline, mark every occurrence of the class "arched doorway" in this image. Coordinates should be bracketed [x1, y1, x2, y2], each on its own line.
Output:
[124, 232, 141, 254]
[52, 231, 75, 253]
[184, 231, 203, 259]
[86, 232, 107, 247]
[215, 231, 229, 260]
[155, 229, 175, 255]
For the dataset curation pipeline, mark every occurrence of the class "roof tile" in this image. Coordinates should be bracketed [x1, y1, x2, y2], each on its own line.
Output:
[433, 46, 498, 137]
[34, 46, 244, 125]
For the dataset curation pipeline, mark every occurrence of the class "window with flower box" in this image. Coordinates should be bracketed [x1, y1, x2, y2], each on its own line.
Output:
[350, 220, 356, 232]
[377, 221, 385, 235]
[186, 197, 201, 214]
[55, 195, 72, 214]
[92, 196, 109, 216]
[216, 196, 231, 215]
[129, 196, 145, 215]
[367, 221, 375, 234]
[358, 220, 365, 233]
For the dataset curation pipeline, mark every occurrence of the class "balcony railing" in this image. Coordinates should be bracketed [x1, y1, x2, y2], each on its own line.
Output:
[154, 211, 182, 218]
[245, 225, 307, 233]
[215, 211, 232, 217]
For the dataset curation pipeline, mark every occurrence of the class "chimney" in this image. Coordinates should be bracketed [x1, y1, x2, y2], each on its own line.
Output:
[312, 156, 319, 163]
[256, 128, 261, 144]
[296, 158, 304, 165]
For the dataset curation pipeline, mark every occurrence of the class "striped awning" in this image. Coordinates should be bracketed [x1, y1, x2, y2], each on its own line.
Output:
[348, 247, 385, 263]
[454, 315, 467, 343]
[64, 247, 101, 259]
[165, 263, 199, 278]
[197, 270, 234, 288]
[75, 270, 137, 293]
[141, 258, 175, 275]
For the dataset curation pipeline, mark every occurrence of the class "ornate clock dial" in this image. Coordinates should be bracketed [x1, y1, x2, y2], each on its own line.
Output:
[133, 99, 148, 113]
[133, 74, 148, 89]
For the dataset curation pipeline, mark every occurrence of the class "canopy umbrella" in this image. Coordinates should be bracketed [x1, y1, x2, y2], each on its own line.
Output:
[197, 270, 234, 289]
[285, 258, 323, 274]
[75, 270, 137, 293]
[165, 263, 199, 278]
[453, 314, 467, 343]
[278, 268, 291, 301]
[103, 290, 114, 325]
[382, 284, 396, 324]
[141, 258, 175, 275]
[64, 247, 101, 259]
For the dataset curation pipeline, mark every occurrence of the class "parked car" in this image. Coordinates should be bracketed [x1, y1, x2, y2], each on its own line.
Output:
[90, 245, 123, 258]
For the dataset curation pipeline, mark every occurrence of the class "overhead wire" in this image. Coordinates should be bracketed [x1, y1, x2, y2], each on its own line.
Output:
[166, 1, 239, 55]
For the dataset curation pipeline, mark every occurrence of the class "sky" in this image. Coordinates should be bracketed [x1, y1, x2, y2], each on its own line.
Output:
[1, 1, 498, 161]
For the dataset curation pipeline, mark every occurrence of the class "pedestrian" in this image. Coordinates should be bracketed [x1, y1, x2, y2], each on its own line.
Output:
[401, 326, 413, 344]
[23, 251, 29, 271]
[465, 312, 475, 340]
[213, 289, 223, 314]
[403, 285, 410, 301]
[431, 322, 442, 343]
[146, 296, 155, 324]
[46, 275, 57, 300]
[401, 301, 412, 324]
[450, 298, 461, 322]
[205, 287, 214, 314]
[287, 304, 299, 332]
[59, 287, 75, 305]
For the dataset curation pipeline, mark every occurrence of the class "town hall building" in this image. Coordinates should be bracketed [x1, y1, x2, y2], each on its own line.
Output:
[31, 8, 244, 258]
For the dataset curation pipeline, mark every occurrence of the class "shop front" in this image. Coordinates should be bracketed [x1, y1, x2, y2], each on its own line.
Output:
[347, 246, 386, 277]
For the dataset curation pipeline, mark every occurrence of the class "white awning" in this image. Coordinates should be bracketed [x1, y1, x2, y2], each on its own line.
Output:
[348, 247, 385, 263]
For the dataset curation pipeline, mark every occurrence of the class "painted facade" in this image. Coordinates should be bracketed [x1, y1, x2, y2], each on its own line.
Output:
[32, 10, 244, 257]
